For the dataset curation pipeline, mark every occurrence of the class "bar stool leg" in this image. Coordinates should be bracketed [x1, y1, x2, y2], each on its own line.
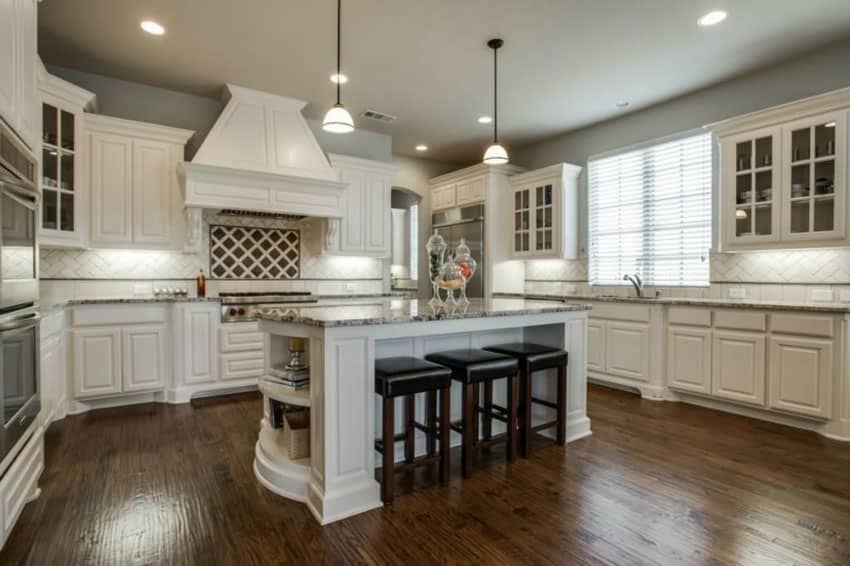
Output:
[521, 363, 533, 457]
[425, 391, 437, 457]
[462, 382, 475, 478]
[506, 374, 518, 462]
[439, 386, 450, 485]
[382, 397, 395, 504]
[404, 395, 415, 463]
[482, 381, 493, 440]
[472, 383, 480, 444]
[557, 362, 567, 446]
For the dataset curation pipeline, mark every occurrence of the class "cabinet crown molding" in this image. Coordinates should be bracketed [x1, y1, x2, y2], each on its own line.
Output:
[83, 113, 195, 145]
[327, 153, 397, 175]
[509, 162, 582, 185]
[37, 64, 97, 112]
[706, 86, 850, 137]
[429, 162, 525, 186]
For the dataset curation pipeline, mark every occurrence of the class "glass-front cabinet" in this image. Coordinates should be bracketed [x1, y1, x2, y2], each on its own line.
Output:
[717, 97, 849, 251]
[508, 163, 580, 259]
[38, 70, 95, 248]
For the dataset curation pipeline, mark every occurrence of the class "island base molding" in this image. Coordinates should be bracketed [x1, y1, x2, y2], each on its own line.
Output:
[256, 308, 590, 525]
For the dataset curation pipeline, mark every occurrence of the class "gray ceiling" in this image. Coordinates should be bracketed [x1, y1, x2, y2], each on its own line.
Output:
[38, 0, 850, 163]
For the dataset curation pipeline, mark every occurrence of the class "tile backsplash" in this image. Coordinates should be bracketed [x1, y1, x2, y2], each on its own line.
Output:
[523, 247, 850, 302]
[39, 210, 385, 299]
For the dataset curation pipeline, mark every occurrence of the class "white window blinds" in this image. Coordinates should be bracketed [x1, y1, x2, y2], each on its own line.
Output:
[588, 132, 712, 287]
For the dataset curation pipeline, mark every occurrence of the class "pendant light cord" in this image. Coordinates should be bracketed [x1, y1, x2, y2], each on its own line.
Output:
[493, 45, 498, 144]
[336, 0, 342, 105]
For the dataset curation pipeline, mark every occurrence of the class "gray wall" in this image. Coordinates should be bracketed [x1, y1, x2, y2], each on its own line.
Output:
[515, 37, 850, 169]
[47, 65, 394, 162]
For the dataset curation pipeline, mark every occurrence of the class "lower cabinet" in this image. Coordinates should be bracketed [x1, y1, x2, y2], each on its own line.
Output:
[666, 327, 711, 394]
[586, 320, 605, 373]
[604, 321, 650, 382]
[219, 321, 265, 381]
[72, 325, 167, 398]
[768, 336, 833, 419]
[178, 304, 218, 384]
[711, 331, 766, 406]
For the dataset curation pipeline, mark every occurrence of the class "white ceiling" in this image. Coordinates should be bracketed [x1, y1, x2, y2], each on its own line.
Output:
[38, 0, 850, 163]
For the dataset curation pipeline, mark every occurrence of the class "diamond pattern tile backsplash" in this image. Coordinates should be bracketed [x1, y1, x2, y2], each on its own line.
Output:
[40, 210, 384, 281]
[209, 225, 300, 279]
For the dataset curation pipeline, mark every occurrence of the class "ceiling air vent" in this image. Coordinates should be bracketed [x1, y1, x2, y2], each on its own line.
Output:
[360, 109, 397, 123]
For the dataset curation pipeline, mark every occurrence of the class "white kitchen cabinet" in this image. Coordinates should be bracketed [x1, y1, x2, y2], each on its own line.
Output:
[586, 320, 605, 373]
[326, 154, 395, 257]
[768, 335, 833, 419]
[38, 68, 97, 248]
[219, 321, 266, 381]
[0, 425, 43, 550]
[72, 328, 122, 398]
[0, 0, 38, 150]
[712, 89, 850, 250]
[711, 331, 766, 406]
[177, 304, 219, 385]
[508, 163, 581, 259]
[667, 327, 712, 394]
[122, 325, 167, 392]
[85, 114, 193, 250]
[604, 321, 650, 382]
[456, 177, 485, 206]
[431, 183, 456, 211]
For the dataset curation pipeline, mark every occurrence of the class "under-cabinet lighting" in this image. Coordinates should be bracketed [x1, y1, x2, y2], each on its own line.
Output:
[825, 122, 836, 128]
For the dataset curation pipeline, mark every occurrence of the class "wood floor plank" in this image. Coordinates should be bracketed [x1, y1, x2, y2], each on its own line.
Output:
[1, 385, 849, 565]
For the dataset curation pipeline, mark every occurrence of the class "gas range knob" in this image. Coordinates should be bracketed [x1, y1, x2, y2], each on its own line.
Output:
[237, 308, 246, 316]
[229, 308, 237, 316]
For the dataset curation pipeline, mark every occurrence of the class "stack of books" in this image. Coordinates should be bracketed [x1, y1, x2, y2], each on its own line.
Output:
[267, 365, 310, 390]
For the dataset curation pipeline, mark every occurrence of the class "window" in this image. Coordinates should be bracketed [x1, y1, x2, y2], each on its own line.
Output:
[588, 131, 712, 287]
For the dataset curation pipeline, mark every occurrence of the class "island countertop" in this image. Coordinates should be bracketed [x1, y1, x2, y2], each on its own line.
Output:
[255, 297, 590, 327]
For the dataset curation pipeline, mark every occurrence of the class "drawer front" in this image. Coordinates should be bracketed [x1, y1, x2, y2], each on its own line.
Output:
[713, 310, 766, 332]
[219, 323, 264, 353]
[1, 430, 43, 539]
[220, 352, 265, 381]
[668, 307, 711, 327]
[72, 305, 168, 326]
[590, 302, 652, 323]
[771, 313, 834, 338]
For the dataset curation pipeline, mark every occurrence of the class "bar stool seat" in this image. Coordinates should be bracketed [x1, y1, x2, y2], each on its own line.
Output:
[484, 343, 568, 456]
[374, 357, 451, 505]
[425, 349, 519, 477]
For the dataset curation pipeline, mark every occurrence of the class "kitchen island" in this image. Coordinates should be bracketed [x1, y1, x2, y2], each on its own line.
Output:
[254, 298, 590, 524]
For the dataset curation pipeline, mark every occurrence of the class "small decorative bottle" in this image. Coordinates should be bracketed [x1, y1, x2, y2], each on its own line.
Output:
[196, 269, 206, 298]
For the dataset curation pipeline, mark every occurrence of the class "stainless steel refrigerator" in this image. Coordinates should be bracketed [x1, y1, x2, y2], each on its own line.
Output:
[431, 204, 485, 299]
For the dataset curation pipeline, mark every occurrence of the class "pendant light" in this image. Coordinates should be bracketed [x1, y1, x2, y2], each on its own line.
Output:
[322, 0, 354, 133]
[483, 38, 508, 164]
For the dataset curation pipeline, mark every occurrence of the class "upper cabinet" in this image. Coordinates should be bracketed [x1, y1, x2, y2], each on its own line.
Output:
[0, 0, 38, 151]
[324, 154, 395, 257]
[508, 163, 581, 259]
[713, 89, 850, 251]
[84, 114, 194, 250]
[38, 67, 97, 248]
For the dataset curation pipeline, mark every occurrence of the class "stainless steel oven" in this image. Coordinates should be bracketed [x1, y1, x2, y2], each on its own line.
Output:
[0, 308, 40, 466]
[0, 120, 38, 315]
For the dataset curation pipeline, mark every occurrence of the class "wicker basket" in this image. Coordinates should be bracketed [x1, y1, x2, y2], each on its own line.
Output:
[284, 410, 310, 460]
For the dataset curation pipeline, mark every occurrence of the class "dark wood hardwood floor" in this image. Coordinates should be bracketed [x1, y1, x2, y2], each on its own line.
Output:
[2, 385, 849, 565]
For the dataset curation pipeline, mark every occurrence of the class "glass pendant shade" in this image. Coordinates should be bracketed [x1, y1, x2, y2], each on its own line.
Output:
[322, 103, 354, 133]
[483, 143, 509, 164]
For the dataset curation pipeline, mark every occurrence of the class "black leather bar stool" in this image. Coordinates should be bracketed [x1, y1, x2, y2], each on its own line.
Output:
[425, 349, 519, 478]
[374, 357, 451, 505]
[484, 343, 567, 457]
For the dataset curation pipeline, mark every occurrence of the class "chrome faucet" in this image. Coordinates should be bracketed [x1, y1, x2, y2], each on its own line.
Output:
[623, 273, 643, 298]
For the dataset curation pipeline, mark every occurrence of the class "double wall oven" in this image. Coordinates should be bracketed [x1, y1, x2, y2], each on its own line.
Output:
[0, 120, 40, 468]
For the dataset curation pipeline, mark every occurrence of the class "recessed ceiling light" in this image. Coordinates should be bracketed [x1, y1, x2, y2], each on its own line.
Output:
[697, 10, 727, 27]
[616, 101, 630, 109]
[140, 20, 166, 35]
[415, 144, 428, 152]
[330, 73, 348, 84]
[478, 116, 493, 124]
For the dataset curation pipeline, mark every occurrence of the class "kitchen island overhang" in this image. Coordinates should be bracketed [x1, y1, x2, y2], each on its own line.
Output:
[254, 298, 591, 525]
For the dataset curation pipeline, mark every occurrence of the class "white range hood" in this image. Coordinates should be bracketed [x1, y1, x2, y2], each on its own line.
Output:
[178, 84, 347, 220]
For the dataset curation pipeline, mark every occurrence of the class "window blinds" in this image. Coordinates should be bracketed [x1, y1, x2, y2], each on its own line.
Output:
[588, 132, 712, 287]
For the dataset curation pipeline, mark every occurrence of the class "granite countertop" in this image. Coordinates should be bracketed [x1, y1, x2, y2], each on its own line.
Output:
[497, 292, 850, 313]
[255, 297, 590, 327]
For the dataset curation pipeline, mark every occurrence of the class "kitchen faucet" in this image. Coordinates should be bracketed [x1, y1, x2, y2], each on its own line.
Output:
[623, 273, 643, 297]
